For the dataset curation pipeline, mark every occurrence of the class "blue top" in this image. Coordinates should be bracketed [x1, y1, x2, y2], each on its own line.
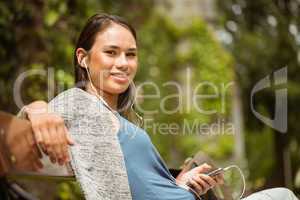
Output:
[117, 115, 196, 200]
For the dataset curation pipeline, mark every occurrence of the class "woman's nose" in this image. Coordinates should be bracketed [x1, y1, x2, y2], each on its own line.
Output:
[115, 53, 129, 70]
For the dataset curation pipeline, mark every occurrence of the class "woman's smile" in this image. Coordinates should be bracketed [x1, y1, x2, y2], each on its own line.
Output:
[110, 71, 129, 84]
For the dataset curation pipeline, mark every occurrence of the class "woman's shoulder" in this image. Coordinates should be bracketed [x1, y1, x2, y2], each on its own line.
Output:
[48, 87, 110, 120]
[49, 87, 106, 107]
[50, 87, 95, 102]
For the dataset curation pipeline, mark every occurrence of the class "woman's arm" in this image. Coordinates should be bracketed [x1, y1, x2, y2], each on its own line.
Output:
[23, 101, 74, 165]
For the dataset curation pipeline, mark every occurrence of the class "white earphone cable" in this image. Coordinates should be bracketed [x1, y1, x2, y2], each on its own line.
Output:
[83, 58, 144, 126]
[83, 59, 116, 112]
[223, 165, 246, 200]
[176, 181, 202, 200]
[82, 59, 246, 200]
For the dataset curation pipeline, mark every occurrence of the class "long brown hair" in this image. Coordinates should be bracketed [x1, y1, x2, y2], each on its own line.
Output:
[73, 14, 139, 122]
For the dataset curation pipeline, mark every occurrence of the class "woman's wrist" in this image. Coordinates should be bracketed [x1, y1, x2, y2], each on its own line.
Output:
[24, 100, 48, 119]
[176, 175, 202, 200]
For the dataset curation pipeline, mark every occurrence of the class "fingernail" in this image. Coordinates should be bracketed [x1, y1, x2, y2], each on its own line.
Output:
[51, 158, 56, 163]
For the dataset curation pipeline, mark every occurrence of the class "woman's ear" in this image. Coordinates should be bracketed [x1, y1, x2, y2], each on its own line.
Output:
[76, 48, 88, 68]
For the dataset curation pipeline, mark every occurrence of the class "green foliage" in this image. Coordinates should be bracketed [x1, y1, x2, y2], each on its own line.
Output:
[216, 0, 300, 191]
[136, 13, 234, 168]
[245, 128, 275, 188]
[1, 0, 235, 198]
[56, 181, 84, 200]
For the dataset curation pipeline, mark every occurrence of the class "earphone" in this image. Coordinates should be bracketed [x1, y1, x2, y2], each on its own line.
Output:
[81, 57, 113, 110]
[81, 58, 247, 199]
[81, 57, 88, 69]
[80, 57, 144, 127]
[221, 165, 246, 199]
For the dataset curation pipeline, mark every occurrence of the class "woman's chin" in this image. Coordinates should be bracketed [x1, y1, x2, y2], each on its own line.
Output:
[108, 85, 129, 94]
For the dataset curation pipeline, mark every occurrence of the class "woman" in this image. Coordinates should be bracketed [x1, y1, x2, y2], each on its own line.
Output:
[22, 14, 298, 200]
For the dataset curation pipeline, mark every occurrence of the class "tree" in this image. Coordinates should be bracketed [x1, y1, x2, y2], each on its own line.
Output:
[216, 0, 300, 192]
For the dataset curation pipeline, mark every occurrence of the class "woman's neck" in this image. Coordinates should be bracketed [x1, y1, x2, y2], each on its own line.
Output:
[85, 83, 118, 110]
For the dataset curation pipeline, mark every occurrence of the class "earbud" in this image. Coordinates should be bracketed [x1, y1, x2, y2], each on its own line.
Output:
[81, 57, 88, 69]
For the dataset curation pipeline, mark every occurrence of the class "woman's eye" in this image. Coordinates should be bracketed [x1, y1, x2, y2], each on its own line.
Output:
[105, 50, 116, 55]
[126, 52, 136, 57]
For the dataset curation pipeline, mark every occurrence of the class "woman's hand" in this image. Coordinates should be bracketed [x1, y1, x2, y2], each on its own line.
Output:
[176, 163, 224, 196]
[25, 101, 74, 165]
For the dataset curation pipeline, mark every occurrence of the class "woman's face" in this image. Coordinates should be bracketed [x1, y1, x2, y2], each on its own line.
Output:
[83, 23, 138, 95]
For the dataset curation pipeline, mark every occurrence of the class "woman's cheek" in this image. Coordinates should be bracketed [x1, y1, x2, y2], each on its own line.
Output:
[130, 64, 138, 78]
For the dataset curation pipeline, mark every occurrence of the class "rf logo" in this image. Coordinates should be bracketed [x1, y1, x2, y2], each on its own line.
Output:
[250, 67, 287, 133]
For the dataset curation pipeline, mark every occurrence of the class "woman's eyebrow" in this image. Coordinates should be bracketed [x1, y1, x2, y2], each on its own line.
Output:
[127, 48, 137, 52]
[104, 45, 119, 49]
[103, 45, 137, 51]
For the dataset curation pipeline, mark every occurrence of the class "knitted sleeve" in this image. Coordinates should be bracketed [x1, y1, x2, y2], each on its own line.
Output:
[48, 88, 132, 200]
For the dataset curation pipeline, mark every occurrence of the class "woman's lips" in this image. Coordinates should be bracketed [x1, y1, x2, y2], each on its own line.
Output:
[110, 73, 129, 83]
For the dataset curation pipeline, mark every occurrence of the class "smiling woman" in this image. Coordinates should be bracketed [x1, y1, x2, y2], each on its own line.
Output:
[74, 14, 138, 114]
[22, 13, 224, 200]
[21, 13, 298, 200]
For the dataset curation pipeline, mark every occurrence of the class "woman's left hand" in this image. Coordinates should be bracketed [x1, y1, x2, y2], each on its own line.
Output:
[176, 163, 224, 196]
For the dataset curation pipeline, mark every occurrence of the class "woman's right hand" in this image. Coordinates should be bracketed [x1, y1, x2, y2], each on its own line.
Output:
[24, 101, 74, 165]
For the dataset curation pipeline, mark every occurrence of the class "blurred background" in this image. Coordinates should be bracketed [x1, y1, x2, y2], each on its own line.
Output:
[0, 0, 299, 199]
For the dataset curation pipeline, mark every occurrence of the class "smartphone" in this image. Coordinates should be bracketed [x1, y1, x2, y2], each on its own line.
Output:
[205, 168, 224, 177]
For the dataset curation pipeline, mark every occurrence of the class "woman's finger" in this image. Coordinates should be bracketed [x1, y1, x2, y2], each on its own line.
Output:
[199, 174, 217, 188]
[194, 163, 212, 174]
[193, 175, 210, 194]
[57, 123, 69, 164]
[54, 125, 65, 166]
[31, 124, 42, 145]
[40, 125, 56, 164]
[189, 178, 203, 195]
[32, 159, 43, 171]
[27, 152, 43, 171]
[48, 122, 63, 165]
[32, 125, 47, 155]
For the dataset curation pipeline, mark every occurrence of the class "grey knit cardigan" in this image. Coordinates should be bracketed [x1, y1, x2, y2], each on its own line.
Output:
[36, 88, 132, 200]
